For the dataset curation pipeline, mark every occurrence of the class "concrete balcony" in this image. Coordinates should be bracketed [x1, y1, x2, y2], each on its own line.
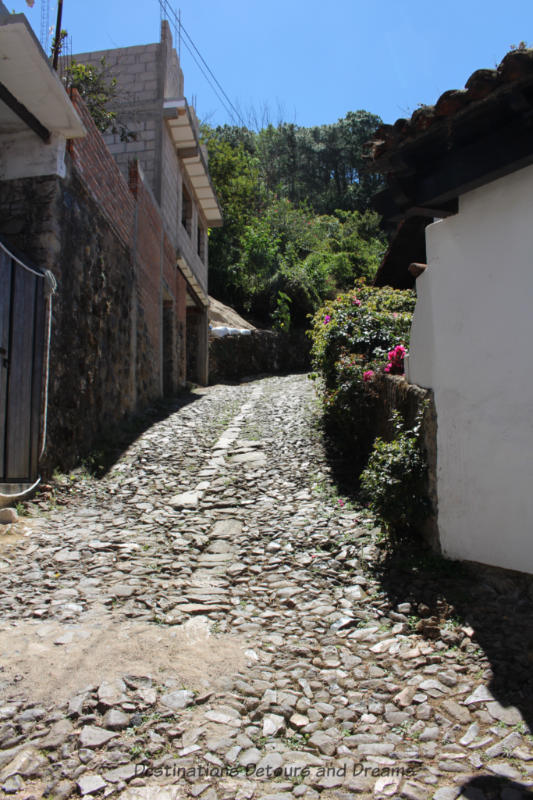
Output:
[163, 98, 223, 229]
[176, 219, 207, 302]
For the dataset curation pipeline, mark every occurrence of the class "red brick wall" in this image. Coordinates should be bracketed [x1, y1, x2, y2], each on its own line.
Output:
[130, 162, 163, 401]
[130, 161, 186, 398]
[68, 90, 135, 249]
[175, 270, 187, 384]
[67, 91, 187, 410]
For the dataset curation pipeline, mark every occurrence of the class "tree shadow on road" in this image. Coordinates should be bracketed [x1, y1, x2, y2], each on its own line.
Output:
[460, 775, 533, 798]
[370, 532, 533, 798]
[73, 390, 204, 478]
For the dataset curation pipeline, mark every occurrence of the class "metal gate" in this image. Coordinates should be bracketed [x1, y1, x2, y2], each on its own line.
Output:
[0, 242, 51, 484]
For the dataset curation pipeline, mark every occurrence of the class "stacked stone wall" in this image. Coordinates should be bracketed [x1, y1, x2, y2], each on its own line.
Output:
[372, 373, 439, 550]
[0, 90, 188, 472]
[209, 330, 311, 384]
[48, 172, 136, 469]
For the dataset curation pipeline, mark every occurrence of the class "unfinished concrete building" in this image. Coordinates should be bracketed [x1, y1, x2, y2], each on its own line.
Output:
[71, 21, 222, 385]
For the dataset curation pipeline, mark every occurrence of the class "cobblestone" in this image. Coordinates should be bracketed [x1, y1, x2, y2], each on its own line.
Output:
[0, 375, 532, 798]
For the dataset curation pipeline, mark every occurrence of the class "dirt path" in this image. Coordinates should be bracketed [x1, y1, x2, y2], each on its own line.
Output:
[0, 374, 531, 800]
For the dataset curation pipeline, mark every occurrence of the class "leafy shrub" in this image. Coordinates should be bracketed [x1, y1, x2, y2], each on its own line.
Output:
[232, 202, 387, 325]
[360, 408, 430, 534]
[272, 291, 292, 332]
[308, 281, 415, 466]
[64, 58, 135, 141]
[309, 281, 415, 381]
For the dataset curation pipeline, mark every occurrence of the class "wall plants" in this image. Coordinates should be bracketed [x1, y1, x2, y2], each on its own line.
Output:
[308, 280, 415, 470]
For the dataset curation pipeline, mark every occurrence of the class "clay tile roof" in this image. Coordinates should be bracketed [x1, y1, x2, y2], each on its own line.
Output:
[367, 47, 533, 224]
[369, 47, 533, 286]
[368, 48, 533, 166]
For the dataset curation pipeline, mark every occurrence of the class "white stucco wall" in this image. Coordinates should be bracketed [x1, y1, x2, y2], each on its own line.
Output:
[408, 163, 533, 573]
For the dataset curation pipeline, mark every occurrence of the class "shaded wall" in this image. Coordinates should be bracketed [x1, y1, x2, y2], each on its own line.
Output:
[0, 90, 187, 472]
[372, 373, 438, 550]
[209, 330, 311, 384]
[408, 164, 533, 573]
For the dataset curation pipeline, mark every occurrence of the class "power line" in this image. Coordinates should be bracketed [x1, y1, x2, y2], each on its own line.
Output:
[179, 22, 245, 126]
[158, 0, 245, 127]
[180, 35, 243, 125]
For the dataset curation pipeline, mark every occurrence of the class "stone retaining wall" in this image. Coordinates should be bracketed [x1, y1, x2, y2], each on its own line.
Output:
[373, 374, 439, 550]
[209, 330, 311, 384]
[0, 91, 188, 473]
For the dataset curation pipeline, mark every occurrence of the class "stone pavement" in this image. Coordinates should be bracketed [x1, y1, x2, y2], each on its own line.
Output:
[0, 374, 532, 800]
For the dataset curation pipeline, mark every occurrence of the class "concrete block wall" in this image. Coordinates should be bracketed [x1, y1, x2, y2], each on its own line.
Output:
[161, 20, 184, 99]
[70, 22, 209, 295]
[160, 124, 179, 249]
[70, 43, 162, 196]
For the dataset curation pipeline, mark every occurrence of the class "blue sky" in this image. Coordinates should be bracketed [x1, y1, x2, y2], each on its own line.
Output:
[11, 0, 533, 128]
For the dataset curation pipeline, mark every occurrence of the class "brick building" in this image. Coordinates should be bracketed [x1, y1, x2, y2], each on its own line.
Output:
[71, 21, 222, 385]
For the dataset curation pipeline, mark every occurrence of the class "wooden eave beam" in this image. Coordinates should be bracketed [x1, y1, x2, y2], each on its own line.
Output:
[0, 80, 50, 142]
[416, 116, 533, 208]
[373, 188, 458, 222]
[375, 113, 533, 222]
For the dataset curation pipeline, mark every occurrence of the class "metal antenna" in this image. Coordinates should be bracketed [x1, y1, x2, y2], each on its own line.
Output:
[40, 0, 50, 54]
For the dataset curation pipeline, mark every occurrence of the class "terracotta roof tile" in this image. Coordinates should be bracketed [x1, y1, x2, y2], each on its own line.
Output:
[368, 48, 533, 164]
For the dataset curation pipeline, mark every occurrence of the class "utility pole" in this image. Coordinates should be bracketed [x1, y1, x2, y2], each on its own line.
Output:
[52, 0, 64, 71]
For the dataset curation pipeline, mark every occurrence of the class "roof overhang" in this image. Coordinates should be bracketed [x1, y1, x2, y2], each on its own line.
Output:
[164, 99, 223, 228]
[0, 14, 85, 140]
[370, 55, 533, 224]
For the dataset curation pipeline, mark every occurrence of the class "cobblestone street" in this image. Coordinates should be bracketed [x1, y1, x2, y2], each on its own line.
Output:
[1, 374, 532, 800]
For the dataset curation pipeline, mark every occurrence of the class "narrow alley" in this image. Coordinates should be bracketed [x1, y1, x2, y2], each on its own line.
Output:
[0, 375, 532, 800]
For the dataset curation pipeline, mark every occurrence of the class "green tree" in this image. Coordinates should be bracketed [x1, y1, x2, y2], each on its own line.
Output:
[64, 58, 134, 141]
[202, 125, 265, 305]
[202, 112, 385, 326]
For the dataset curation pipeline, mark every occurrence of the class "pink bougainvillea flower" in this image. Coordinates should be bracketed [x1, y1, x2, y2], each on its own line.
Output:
[392, 312, 398, 318]
[323, 315, 331, 325]
[384, 343, 407, 375]
[338, 498, 345, 507]
[363, 370, 375, 382]
[352, 297, 361, 306]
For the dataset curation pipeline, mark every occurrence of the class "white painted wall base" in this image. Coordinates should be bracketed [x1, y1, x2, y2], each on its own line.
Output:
[408, 163, 533, 574]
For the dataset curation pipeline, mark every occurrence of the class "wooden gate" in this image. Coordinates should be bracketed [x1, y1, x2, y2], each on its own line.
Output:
[0, 243, 48, 484]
